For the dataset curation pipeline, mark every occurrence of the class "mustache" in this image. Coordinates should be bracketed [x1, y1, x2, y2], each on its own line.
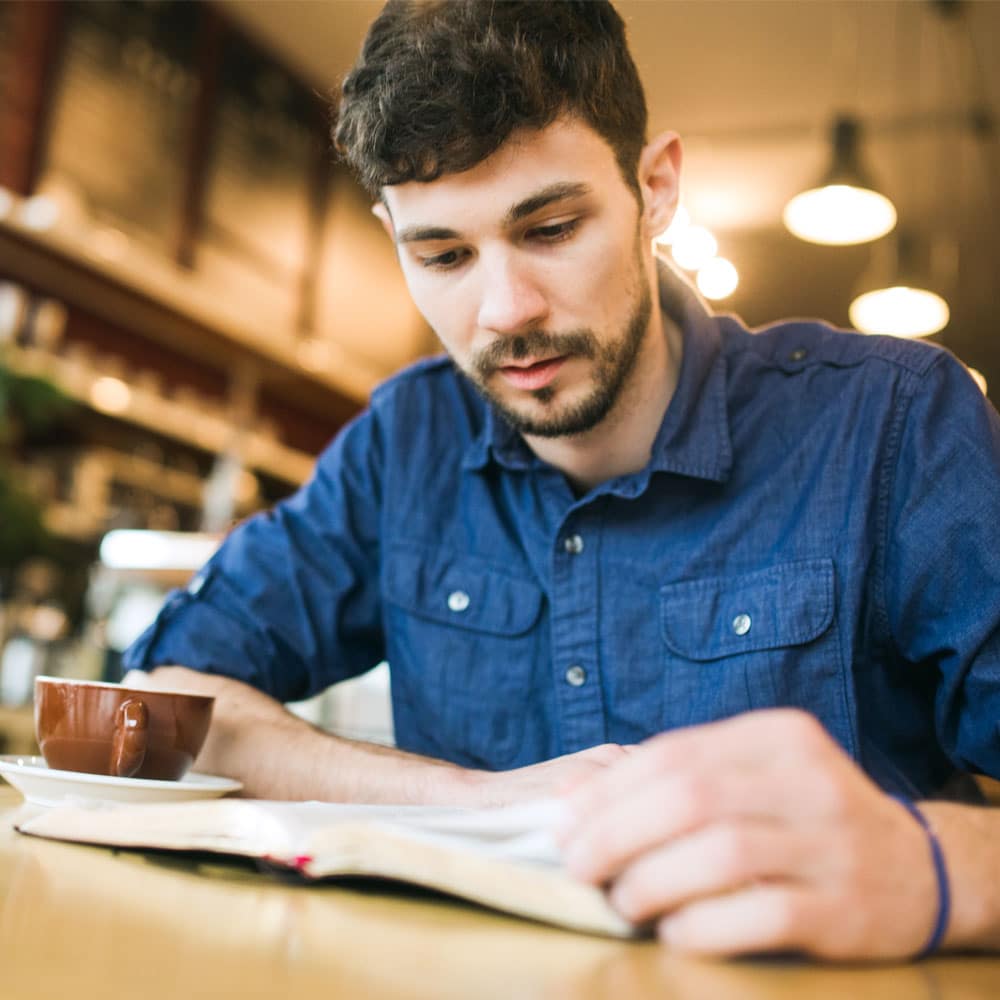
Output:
[472, 330, 598, 378]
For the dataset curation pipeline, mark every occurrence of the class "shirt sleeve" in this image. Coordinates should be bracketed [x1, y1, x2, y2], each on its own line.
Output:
[122, 406, 387, 703]
[882, 350, 1000, 779]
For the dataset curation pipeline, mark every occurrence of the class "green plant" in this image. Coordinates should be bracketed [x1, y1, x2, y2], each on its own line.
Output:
[0, 363, 70, 587]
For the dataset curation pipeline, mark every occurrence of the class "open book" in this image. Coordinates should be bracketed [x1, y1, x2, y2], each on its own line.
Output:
[17, 798, 638, 938]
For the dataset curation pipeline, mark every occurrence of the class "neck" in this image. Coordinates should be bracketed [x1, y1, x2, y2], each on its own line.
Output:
[523, 276, 683, 494]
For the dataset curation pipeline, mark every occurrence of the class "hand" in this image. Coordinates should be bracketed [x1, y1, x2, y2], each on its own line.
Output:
[470, 743, 636, 807]
[556, 709, 941, 960]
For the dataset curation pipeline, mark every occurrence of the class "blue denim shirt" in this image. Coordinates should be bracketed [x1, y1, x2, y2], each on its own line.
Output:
[125, 270, 1000, 797]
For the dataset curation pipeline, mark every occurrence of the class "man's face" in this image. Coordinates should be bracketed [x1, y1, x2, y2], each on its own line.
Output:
[381, 119, 655, 438]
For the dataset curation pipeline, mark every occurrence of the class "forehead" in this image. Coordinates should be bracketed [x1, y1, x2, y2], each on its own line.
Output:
[382, 118, 627, 227]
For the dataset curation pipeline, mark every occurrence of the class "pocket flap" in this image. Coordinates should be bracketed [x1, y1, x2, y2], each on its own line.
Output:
[660, 559, 835, 660]
[384, 543, 544, 636]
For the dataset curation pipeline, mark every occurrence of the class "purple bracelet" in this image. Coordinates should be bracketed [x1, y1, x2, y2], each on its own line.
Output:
[893, 795, 951, 958]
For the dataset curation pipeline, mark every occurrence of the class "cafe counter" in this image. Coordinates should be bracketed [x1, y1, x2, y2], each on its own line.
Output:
[0, 786, 998, 999]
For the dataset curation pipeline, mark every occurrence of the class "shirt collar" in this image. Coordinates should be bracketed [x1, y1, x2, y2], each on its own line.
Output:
[462, 262, 733, 486]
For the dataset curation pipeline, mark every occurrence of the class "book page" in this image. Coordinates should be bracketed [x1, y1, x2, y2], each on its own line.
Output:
[291, 799, 568, 866]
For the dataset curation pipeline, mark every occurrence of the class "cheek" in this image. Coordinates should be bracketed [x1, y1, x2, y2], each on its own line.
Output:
[404, 276, 476, 358]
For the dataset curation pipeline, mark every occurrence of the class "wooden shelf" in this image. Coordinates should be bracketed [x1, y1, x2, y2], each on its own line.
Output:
[0, 215, 370, 425]
[8, 344, 315, 485]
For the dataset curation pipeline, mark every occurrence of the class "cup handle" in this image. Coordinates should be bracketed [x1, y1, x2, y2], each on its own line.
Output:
[110, 698, 149, 778]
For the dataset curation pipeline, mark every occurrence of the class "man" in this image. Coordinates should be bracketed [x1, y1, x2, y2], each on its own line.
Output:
[125, 0, 1000, 960]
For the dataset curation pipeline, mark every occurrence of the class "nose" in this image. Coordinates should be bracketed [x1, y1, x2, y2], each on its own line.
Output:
[475, 252, 549, 336]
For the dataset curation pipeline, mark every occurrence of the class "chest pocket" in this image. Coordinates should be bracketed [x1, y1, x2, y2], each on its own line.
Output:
[382, 543, 546, 769]
[658, 559, 851, 745]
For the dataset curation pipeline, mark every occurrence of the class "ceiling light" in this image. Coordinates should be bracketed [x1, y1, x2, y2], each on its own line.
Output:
[697, 257, 739, 300]
[849, 232, 951, 338]
[849, 287, 949, 338]
[783, 116, 897, 246]
[671, 225, 717, 271]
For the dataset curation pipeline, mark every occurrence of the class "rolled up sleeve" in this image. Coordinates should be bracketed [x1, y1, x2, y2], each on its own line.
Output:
[123, 408, 387, 704]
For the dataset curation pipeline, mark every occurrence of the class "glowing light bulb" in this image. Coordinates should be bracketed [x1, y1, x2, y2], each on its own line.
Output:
[783, 184, 897, 246]
[696, 257, 739, 300]
[672, 225, 718, 271]
[849, 286, 949, 338]
[90, 376, 132, 413]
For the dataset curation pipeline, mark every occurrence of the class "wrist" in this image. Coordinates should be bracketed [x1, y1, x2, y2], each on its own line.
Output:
[445, 764, 495, 807]
[919, 801, 1000, 951]
[893, 797, 950, 956]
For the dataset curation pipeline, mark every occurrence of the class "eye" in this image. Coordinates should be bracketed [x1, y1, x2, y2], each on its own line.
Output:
[418, 247, 470, 271]
[527, 218, 580, 243]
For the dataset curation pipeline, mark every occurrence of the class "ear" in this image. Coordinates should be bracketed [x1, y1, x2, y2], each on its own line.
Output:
[371, 200, 395, 240]
[637, 130, 682, 241]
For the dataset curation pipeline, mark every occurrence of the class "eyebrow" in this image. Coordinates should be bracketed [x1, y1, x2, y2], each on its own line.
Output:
[394, 181, 592, 245]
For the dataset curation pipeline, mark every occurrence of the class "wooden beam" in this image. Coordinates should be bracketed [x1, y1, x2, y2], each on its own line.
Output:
[174, 5, 223, 270]
[0, 0, 66, 195]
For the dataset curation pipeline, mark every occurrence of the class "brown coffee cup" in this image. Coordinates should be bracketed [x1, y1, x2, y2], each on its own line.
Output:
[34, 676, 215, 781]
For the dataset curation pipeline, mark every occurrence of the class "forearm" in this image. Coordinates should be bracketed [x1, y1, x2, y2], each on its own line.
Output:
[127, 666, 481, 805]
[921, 800, 1000, 952]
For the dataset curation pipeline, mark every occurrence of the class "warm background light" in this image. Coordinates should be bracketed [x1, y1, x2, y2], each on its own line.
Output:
[697, 257, 739, 300]
[967, 367, 988, 396]
[657, 204, 690, 247]
[671, 224, 718, 271]
[849, 286, 950, 338]
[99, 529, 220, 571]
[783, 184, 897, 246]
[89, 375, 133, 413]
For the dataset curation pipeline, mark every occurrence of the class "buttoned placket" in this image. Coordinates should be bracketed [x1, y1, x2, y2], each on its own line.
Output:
[549, 499, 609, 754]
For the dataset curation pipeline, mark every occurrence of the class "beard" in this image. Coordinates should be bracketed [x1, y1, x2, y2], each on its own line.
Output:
[464, 253, 653, 439]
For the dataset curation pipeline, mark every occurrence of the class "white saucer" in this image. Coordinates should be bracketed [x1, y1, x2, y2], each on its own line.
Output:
[0, 755, 242, 807]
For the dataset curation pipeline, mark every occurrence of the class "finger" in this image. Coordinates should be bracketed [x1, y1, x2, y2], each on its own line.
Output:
[560, 751, 841, 885]
[565, 709, 828, 824]
[562, 767, 773, 882]
[608, 820, 818, 923]
[656, 884, 816, 957]
[563, 710, 843, 837]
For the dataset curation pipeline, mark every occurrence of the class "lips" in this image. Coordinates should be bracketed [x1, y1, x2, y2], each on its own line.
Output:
[498, 356, 567, 391]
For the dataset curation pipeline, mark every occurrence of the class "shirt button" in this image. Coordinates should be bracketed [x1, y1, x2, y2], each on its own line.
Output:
[563, 534, 584, 555]
[565, 665, 587, 687]
[732, 613, 752, 636]
[789, 348, 807, 362]
[447, 590, 470, 613]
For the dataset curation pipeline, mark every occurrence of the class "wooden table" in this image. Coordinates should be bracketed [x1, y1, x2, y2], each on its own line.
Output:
[0, 786, 998, 999]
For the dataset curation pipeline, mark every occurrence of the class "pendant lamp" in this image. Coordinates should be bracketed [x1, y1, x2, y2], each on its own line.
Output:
[783, 116, 897, 246]
[849, 231, 951, 338]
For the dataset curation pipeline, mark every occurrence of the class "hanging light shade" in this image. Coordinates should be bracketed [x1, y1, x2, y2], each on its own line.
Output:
[849, 286, 949, 338]
[849, 232, 951, 338]
[783, 116, 897, 246]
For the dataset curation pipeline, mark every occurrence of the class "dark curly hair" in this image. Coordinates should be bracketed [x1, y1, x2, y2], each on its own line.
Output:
[334, 0, 648, 199]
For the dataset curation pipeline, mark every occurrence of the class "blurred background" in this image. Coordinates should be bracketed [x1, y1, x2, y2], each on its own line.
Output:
[0, 0, 996, 754]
